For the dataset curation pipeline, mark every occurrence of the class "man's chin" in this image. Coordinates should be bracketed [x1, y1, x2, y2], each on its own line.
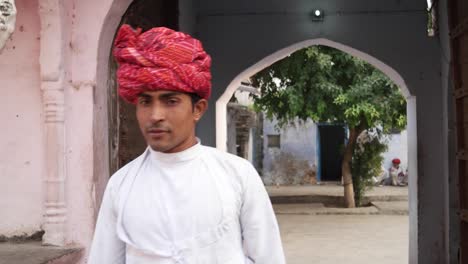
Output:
[149, 143, 170, 153]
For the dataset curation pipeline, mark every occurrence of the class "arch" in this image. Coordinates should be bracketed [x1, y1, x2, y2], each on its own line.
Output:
[93, 0, 133, 213]
[216, 38, 413, 151]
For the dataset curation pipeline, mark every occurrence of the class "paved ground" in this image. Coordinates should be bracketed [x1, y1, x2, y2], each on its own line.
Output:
[0, 242, 82, 264]
[272, 184, 409, 263]
[277, 214, 409, 264]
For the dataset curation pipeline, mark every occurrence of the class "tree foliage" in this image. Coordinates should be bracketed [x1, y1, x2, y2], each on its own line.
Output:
[352, 130, 388, 206]
[251, 45, 406, 132]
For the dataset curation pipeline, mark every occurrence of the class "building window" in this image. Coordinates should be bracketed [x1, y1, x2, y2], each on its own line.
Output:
[267, 134, 281, 148]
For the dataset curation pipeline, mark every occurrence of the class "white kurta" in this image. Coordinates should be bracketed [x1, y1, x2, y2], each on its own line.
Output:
[88, 143, 285, 264]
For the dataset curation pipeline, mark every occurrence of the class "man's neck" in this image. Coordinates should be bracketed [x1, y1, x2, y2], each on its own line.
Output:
[163, 136, 198, 153]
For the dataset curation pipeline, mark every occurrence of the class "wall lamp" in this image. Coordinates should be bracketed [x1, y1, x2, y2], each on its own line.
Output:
[311, 9, 324, 22]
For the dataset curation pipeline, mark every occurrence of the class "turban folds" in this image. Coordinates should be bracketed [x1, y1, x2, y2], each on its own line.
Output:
[392, 158, 401, 164]
[113, 24, 212, 103]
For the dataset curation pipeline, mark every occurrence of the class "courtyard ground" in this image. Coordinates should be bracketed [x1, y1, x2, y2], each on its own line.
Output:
[278, 214, 408, 264]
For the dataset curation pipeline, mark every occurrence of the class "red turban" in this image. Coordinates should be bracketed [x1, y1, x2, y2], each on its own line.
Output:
[113, 24, 212, 103]
[392, 158, 401, 164]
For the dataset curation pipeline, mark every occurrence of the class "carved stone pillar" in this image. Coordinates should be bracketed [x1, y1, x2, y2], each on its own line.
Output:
[39, 0, 67, 246]
[0, 0, 17, 52]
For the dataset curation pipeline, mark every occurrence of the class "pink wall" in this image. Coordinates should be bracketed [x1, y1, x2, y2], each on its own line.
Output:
[0, 0, 44, 236]
[0, 0, 130, 259]
[65, 0, 122, 255]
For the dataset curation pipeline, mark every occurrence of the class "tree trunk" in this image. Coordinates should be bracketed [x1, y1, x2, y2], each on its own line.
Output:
[342, 126, 363, 208]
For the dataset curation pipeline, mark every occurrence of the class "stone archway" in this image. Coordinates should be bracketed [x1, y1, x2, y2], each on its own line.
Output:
[215, 38, 418, 262]
[94, 0, 133, 220]
[216, 38, 413, 150]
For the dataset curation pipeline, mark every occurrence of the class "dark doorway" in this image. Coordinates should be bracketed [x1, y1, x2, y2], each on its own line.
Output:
[108, 0, 179, 174]
[318, 125, 345, 181]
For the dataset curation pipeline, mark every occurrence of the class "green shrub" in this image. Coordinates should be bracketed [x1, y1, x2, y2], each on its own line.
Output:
[352, 130, 388, 206]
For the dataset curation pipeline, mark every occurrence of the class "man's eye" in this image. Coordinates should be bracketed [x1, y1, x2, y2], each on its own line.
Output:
[139, 99, 150, 105]
[166, 99, 179, 105]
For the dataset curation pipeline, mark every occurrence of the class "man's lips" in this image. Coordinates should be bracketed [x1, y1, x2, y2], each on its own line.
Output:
[147, 129, 169, 136]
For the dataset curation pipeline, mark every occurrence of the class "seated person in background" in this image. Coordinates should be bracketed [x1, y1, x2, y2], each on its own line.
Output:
[389, 158, 404, 186]
[398, 168, 408, 186]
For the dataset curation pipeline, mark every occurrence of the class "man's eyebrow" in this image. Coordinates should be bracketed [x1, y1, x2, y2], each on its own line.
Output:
[158, 92, 183, 99]
[138, 93, 152, 99]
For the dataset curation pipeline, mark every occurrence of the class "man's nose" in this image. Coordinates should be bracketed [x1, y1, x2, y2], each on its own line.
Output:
[149, 105, 166, 121]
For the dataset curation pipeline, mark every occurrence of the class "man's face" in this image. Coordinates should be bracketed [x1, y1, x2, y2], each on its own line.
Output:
[136, 90, 207, 153]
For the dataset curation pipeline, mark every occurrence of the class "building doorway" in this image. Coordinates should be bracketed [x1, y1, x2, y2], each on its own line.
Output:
[318, 124, 345, 182]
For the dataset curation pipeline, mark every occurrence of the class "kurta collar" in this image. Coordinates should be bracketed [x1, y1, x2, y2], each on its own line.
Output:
[149, 140, 202, 164]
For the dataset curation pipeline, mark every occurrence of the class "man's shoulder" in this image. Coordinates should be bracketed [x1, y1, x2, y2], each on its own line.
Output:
[107, 149, 148, 187]
[201, 145, 252, 167]
[200, 145, 259, 182]
[200, 146, 260, 191]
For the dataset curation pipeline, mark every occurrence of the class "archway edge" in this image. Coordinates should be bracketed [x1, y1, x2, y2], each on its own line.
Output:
[93, 0, 133, 215]
[216, 38, 413, 151]
[96, 0, 133, 89]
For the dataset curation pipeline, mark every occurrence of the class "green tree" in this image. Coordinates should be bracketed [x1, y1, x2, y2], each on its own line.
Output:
[252, 45, 406, 208]
[352, 130, 388, 206]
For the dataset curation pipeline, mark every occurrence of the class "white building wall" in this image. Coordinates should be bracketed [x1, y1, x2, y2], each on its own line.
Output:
[262, 118, 408, 185]
[262, 118, 317, 185]
[383, 130, 408, 171]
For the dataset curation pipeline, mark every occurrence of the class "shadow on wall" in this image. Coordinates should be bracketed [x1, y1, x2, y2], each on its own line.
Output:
[262, 151, 317, 185]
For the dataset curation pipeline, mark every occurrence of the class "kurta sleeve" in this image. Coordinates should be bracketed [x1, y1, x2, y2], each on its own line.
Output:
[88, 180, 126, 264]
[240, 164, 286, 264]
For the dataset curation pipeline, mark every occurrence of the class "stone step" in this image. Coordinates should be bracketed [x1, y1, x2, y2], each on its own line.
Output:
[0, 242, 83, 264]
[273, 202, 409, 215]
[270, 194, 408, 205]
[270, 195, 344, 205]
[371, 201, 409, 215]
[266, 185, 409, 206]
[273, 203, 380, 215]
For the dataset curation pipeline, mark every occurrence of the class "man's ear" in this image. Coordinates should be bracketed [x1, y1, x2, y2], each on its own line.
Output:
[193, 99, 208, 122]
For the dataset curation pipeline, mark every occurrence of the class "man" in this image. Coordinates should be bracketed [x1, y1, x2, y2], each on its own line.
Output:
[388, 158, 404, 186]
[88, 24, 285, 264]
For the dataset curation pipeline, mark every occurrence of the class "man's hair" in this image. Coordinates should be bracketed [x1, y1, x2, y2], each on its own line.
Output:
[189, 93, 202, 106]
